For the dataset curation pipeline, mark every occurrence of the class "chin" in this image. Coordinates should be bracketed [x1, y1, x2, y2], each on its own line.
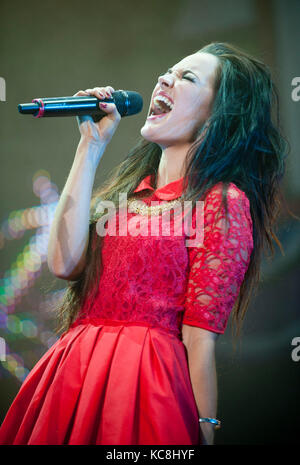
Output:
[140, 124, 155, 142]
[140, 123, 177, 149]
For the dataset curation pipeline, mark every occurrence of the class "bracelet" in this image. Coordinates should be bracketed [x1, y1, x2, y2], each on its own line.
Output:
[199, 417, 221, 430]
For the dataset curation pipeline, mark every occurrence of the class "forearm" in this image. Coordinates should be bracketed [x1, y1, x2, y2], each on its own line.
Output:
[47, 138, 106, 280]
[188, 341, 217, 444]
[182, 325, 219, 445]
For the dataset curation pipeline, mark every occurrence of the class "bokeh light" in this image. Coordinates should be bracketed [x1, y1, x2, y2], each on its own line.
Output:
[0, 169, 62, 382]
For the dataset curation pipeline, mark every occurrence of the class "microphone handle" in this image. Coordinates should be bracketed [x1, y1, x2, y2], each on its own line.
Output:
[18, 91, 135, 120]
[18, 96, 111, 120]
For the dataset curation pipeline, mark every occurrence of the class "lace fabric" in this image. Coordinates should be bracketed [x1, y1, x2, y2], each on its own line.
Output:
[182, 182, 253, 333]
[75, 181, 253, 336]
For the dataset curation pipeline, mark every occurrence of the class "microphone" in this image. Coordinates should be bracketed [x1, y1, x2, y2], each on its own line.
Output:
[17, 90, 143, 121]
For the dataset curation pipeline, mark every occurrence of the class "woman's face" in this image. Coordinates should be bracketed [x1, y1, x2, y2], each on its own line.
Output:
[140, 52, 219, 148]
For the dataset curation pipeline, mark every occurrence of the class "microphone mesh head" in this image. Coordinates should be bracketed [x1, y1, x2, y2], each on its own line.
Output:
[113, 90, 143, 116]
[126, 91, 143, 116]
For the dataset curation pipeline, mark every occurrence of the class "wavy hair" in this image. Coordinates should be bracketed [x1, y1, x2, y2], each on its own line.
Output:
[55, 42, 290, 337]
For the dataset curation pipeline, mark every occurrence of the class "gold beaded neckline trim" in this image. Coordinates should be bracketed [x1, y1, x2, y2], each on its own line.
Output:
[127, 197, 183, 216]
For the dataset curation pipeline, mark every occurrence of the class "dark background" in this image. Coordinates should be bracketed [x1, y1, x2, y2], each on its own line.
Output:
[0, 0, 299, 445]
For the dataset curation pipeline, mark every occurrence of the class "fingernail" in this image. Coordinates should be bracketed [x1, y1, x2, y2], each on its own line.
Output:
[100, 102, 107, 108]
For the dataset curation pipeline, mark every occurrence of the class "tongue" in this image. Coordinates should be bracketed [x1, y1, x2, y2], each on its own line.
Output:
[153, 106, 167, 115]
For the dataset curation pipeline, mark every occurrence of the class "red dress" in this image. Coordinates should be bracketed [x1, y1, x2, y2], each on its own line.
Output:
[0, 176, 253, 445]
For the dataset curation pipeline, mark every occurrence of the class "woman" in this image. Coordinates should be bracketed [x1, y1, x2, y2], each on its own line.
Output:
[0, 42, 288, 445]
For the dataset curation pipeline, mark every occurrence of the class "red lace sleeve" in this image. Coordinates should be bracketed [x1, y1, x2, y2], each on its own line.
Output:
[182, 182, 254, 334]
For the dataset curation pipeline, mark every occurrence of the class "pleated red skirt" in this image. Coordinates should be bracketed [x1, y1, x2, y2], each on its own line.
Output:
[0, 321, 200, 445]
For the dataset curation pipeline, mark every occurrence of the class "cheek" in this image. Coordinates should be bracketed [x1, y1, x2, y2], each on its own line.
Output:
[199, 88, 214, 116]
[186, 90, 214, 129]
[174, 93, 212, 139]
[179, 97, 207, 126]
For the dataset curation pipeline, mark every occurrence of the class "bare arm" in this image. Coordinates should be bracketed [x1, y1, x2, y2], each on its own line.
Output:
[182, 324, 219, 445]
[47, 139, 105, 280]
[47, 86, 121, 280]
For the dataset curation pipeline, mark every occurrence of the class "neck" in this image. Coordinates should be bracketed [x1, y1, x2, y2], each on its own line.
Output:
[156, 142, 191, 189]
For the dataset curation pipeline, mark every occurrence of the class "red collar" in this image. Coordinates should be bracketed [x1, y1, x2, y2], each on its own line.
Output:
[133, 174, 185, 200]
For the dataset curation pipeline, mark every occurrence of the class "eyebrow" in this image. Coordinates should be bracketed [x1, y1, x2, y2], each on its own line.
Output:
[167, 68, 199, 79]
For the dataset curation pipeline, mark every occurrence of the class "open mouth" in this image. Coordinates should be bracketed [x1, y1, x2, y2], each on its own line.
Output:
[148, 94, 174, 119]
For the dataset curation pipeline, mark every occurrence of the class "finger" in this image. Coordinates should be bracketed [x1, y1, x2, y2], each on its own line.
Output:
[73, 90, 89, 97]
[93, 87, 108, 99]
[84, 87, 109, 100]
[82, 86, 115, 99]
[105, 86, 115, 97]
[95, 87, 114, 99]
[98, 102, 121, 119]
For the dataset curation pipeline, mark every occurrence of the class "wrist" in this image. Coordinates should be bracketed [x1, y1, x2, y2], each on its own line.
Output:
[199, 417, 221, 430]
[199, 423, 215, 445]
[78, 136, 107, 153]
[76, 137, 107, 168]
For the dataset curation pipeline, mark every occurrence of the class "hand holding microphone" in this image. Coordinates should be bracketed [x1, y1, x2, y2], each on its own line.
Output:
[74, 86, 122, 146]
[18, 86, 144, 145]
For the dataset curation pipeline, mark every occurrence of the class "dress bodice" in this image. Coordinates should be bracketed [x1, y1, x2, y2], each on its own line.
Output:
[75, 179, 254, 337]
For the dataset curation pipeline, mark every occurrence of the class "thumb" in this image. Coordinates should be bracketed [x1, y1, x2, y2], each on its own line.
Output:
[99, 102, 121, 120]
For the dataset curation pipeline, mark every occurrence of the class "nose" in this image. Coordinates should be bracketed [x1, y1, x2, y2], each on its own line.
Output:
[158, 72, 174, 88]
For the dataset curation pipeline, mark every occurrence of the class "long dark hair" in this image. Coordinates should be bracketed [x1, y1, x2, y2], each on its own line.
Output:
[55, 42, 290, 337]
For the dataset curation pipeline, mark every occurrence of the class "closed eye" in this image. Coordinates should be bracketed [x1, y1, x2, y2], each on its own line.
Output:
[182, 74, 195, 82]
[158, 69, 197, 83]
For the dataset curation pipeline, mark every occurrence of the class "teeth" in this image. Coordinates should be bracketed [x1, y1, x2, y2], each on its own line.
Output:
[153, 95, 174, 111]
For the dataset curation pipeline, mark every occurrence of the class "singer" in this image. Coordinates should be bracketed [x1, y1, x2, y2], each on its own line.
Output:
[0, 43, 288, 445]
